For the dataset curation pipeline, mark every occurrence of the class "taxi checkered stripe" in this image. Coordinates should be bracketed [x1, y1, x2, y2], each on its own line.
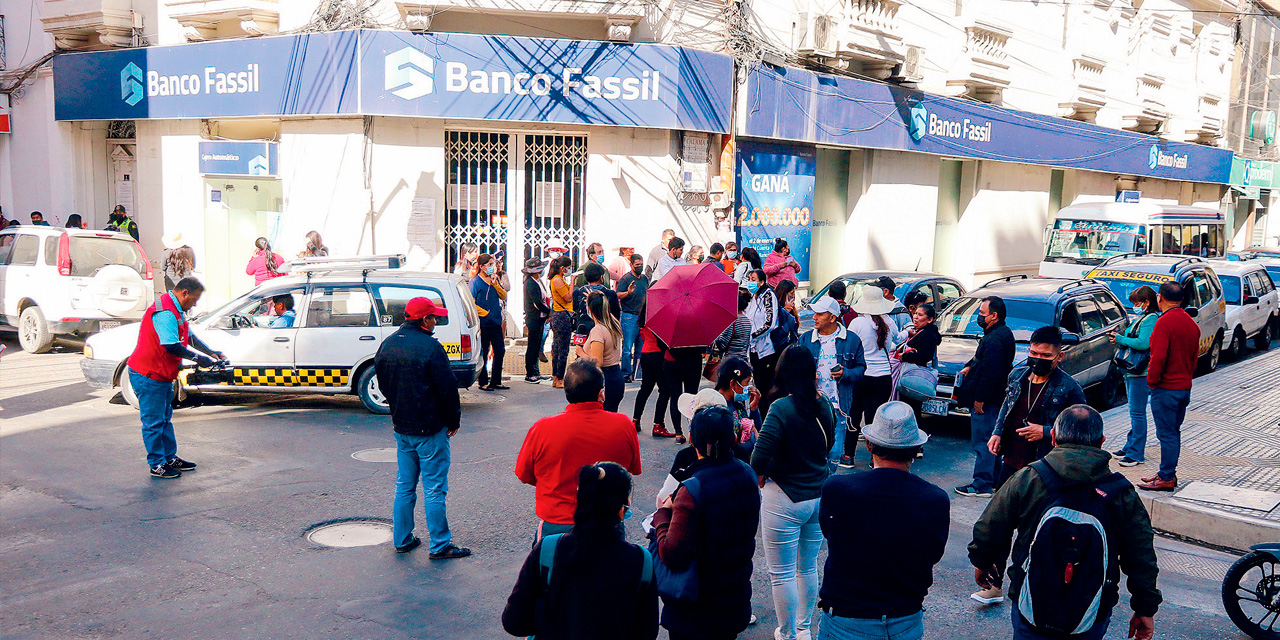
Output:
[232, 368, 350, 387]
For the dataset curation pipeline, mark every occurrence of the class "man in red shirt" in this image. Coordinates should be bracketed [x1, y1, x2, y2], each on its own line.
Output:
[1139, 281, 1201, 491]
[515, 359, 643, 540]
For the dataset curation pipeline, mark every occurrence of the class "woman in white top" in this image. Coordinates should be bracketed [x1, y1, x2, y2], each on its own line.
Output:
[743, 268, 780, 405]
[733, 247, 763, 286]
[846, 286, 901, 438]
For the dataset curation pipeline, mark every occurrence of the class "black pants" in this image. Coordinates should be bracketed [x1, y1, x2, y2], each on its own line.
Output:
[478, 323, 506, 386]
[633, 351, 667, 426]
[548, 311, 572, 379]
[664, 356, 702, 435]
[845, 374, 892, 457]
[525, 314, 546, 379]
[751, 351, 780, 416]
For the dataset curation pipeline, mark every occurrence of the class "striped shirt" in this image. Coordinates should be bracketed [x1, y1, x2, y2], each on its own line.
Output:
[715, 315, 754, 362]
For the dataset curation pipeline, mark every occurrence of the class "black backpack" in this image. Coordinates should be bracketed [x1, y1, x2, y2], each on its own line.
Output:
[1016, 460, 1131, 636]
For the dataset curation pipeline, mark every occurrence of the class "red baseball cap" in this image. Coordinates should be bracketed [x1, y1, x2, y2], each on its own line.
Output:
[405, 297, 448, 320]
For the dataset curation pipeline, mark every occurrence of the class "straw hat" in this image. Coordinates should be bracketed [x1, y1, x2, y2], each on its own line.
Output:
[678, 388, 728, 420]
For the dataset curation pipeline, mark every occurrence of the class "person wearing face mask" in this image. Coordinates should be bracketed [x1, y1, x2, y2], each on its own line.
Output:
[548, 256, 576, 389]
[720, 241, 740, 275]
[763, 238, 801, 289]
[954, 296, 1016, 500]
[1108, 286, 1161, 468]
[801, 296, 867, 471]
[617, 253, 650, 383]
[745, 269, 781, 405]
[575, 242, 612, 288]
[471, 253, 510, 391]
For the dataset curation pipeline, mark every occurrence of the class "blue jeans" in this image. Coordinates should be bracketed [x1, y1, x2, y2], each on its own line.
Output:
[762, 482, 823, 640]
[819, 610, 924, 640]
[393, 430, 454, 553]
[603, 364, 625, 412]
[621, 312, 640, 378]
[1011, 605, 1110, 640]
[970, 407, 999, 492]
[130, 368, 176, 468]
[1122, 376, 1150, 462]
[1150, 387, 1190, 482]
[828, 410, 847, 468]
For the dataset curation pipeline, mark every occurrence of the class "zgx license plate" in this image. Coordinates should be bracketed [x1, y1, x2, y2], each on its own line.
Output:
[922, 399, 950, 416]
[99, 321, 121, 331]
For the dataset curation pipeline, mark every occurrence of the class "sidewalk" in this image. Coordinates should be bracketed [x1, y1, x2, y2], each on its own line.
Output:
[1102, 347, 1280, 550]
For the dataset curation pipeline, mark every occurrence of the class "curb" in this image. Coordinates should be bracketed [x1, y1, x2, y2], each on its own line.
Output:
[1140, 492, 1278, 552]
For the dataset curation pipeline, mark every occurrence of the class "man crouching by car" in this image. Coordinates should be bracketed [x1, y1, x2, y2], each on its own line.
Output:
[127, 277, 225, 479]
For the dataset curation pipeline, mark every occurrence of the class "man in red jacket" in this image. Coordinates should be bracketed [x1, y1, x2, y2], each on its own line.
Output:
[1139, 281, 1200, 491]
[515, 359, 643, 540]
[127, 278, 225, 479]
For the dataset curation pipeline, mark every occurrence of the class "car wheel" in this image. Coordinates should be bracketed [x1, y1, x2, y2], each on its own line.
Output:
[1198, 333, 1222, 375]
[1256, 319, 1274, 351]
[356, 365, 391, 415]
[1227, 327, 1246, 361]
[18, 305, 55, 353]
[1098, 365, 1128, 410]
[118, 366, 141, 410]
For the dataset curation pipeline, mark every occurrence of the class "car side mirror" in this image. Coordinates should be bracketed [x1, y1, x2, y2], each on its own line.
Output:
[1185, 307, 1200, 318]
[1059, 332, 1081, 346]
[1244, 296, 1260, 305]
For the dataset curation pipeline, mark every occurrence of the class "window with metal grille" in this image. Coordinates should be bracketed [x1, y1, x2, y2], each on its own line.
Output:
[522, 134, 587, 263]
[444, 131, 510, 271]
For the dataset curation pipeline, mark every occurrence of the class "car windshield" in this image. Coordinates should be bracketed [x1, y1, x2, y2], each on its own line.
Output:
[1218, 275, 1242, 305]
[937, 296, 1055, 340]
[1087, 270, 1172, 307]
[69, 236, 147, 277]
[1045, 220, 1143, 265]
[812, 277, 911, 304]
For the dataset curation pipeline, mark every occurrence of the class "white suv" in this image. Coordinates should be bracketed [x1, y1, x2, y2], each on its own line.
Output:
[1210, 260, 1278, 359]
[0, 226, 154, 353]
[79, 256, 482, 414]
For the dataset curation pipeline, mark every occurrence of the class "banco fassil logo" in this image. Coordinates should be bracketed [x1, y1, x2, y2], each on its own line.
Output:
[120, 62, 144, 106]
[909, 105, 928, 141]
[385, 47, 434, 100]
[1148, 144, 1159, 170]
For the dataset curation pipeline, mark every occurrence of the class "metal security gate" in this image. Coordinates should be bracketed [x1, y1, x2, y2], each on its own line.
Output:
[444, 131, 510, 269]
[522, 134, 588, 264]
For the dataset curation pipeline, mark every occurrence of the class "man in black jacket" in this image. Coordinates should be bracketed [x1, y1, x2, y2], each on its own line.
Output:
[522, 258, 551, 384]
[956, 296, 1016, 499]
[375, 297, 470, 559]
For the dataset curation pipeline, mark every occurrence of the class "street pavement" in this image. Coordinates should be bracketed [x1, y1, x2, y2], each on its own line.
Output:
[0, 334, 1254, 639]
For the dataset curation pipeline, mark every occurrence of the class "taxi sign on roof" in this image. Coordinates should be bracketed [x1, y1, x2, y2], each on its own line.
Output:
[1086, 269, 1172, 284]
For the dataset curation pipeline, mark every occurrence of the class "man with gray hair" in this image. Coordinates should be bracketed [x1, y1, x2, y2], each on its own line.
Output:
[969, 404, 1160, 640]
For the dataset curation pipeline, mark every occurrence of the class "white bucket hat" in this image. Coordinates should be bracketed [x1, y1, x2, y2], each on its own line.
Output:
[162, 233, 185, 250]
[852, 285, 896, 316]
[678, 388, 728, 420]
[863, 401, 929, 448]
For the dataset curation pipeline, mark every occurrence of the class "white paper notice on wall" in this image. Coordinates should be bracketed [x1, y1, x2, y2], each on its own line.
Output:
[115, 180, 135, 214]
[407, 197, 438, 259]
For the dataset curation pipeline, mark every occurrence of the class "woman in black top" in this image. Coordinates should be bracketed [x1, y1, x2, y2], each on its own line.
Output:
[503, 462, 658, 640]
[522, 258, 552, 383]
[898, 303, 941, 368]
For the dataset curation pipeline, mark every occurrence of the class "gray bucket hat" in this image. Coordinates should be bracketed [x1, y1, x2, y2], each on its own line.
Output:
[863, 401, 929, 448]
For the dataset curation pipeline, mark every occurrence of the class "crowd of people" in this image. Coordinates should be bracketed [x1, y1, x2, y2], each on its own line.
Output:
[2, 204, 140, 239]
[116, 226, 1203, 640]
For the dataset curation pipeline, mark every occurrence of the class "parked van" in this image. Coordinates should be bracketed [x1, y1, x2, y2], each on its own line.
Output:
[1040, 202, 1225, 279]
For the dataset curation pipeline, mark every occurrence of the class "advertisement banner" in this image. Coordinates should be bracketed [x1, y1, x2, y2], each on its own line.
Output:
[198, 141, 279, 176]
[744, 64, 1233, 184]
[735, 141, 816, 282]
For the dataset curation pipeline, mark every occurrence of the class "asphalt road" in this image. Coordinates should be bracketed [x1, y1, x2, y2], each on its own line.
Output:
[0, 334, 1262, 639]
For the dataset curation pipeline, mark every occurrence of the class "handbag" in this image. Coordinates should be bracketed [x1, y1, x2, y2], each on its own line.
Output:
[1112, 316, 1151, 375]
[648, 477, 702, 602]
[702, 355, 722, 383]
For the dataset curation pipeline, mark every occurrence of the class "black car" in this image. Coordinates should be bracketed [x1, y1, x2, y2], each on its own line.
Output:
[799, 271, 967, 332]
[926, 276, 1128, 417]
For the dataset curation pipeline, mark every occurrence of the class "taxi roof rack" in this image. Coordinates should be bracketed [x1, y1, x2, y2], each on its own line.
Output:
[1056, 278, 1100, 294]
[1168, 256, 1204, 273]
[286, 255, 408, 281]
[981, 274, 1029, 288]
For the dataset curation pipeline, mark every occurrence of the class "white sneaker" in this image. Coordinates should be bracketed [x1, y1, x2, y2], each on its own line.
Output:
[797, 629, 812, 640]
[971, 586, 1005, 604]
[749, 614, 758, 625]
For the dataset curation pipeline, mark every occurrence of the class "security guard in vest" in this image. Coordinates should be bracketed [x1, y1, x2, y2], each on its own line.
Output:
[127, 277, 225, 478]
[106, 204, 140, 240]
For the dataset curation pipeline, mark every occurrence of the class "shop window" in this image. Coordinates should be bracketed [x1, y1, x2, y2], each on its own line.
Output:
[523, 134, 588, 264]
[444, 131, 511, 270]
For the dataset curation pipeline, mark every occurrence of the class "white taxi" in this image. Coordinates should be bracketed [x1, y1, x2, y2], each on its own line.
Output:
[79, 256, 482, 413]
[1210, 260, 1278, 359]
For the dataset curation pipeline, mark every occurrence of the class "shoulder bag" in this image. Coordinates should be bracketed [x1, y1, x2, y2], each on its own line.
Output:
[647, 477, 702, 602]
[1112, 315, 1151, 375]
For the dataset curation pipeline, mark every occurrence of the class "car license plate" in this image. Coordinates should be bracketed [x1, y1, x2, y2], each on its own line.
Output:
[99, 321, 121, 331]
[922, 399, 949, 416]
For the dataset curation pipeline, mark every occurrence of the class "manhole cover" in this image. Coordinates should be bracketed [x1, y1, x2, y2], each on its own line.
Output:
[352, 448, 398, 462]
[460, 390, 507, 405]
[306, 520, 392, 548]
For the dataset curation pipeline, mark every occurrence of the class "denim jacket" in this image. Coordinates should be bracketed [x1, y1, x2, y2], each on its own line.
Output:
[991, 365, 1087, 441]
[800, 326, 867, 416]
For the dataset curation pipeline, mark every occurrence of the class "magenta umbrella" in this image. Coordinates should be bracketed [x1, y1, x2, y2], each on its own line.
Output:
[646, 262, 740, 348]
